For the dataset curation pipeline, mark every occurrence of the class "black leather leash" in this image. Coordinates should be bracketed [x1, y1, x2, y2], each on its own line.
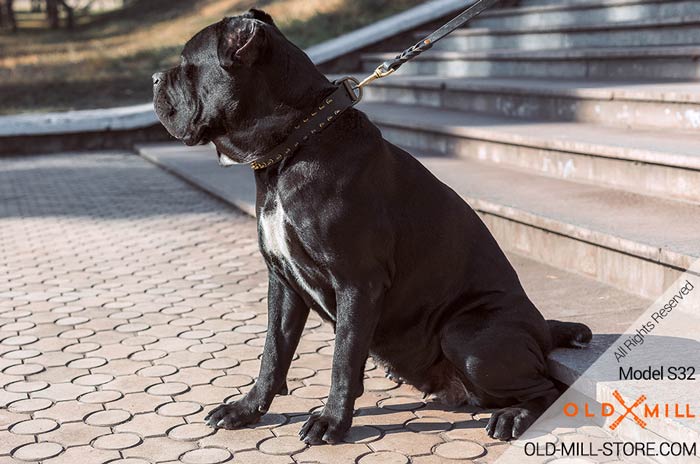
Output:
[236, 0, 499, 171]
[356, 0, 501, 89]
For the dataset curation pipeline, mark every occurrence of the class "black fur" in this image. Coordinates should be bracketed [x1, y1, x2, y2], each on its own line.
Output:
[153, 9, 591, 444]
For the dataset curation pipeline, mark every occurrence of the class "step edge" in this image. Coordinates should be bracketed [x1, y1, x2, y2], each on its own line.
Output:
[366, 109, 700, 171]
[360, 45, 700, 61]
[415, 15, 700, 37]
[478, 0, 693, 18]
[465, 195, 695, 273]
[364, 76, 700, 104]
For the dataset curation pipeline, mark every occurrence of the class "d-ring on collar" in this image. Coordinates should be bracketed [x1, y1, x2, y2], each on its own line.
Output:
[219, 77, 362, 171]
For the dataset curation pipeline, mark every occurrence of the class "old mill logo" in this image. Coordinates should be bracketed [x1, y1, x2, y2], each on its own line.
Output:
[563, 390, 695, 430]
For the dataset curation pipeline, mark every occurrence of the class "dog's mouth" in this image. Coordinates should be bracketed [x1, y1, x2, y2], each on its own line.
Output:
[182, 124, 210, 146]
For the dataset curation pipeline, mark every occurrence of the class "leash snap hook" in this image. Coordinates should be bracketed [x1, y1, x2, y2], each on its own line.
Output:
[355, 64, 396, 91]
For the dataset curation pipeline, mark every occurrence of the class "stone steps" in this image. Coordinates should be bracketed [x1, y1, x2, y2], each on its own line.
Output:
[409, 153, 699, 301]
[472, 0, 700, 30]
[360, 45, 700, 80]
[360, 75, 700, 131]
[357, 101, 700, 300]
[417, 16, 700, 51]
[357, 101, 700, 204]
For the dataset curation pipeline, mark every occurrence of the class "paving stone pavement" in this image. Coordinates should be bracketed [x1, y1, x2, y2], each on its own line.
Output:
[0, 152, 512, 464]
[0, 152, 631, 464]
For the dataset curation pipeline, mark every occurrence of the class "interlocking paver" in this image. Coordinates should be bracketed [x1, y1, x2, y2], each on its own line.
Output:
[157, 401, 203, 418]
[434, 440, 487, 460]
[0, 153, 511, 463]
[117, 411, 184, 438]
[232, 449, 293, 464]
[12, 442, 64, 461]
[92, 432, 142, 450]
[369, 429, 444, 456]
[122, 436, 197, 462]
[295, 442, 373, 464]
[84, 409, 132, 427]
[42, 421, 105, 447]
[78, 389, 123, 404]
[8, 397, 53, 414]
[9, 417, 59, 434]
[357, 451, 409, 464]
[34, 399, 102, 423]
[180, 447, 232, 464]
[43, 445, 120, 464]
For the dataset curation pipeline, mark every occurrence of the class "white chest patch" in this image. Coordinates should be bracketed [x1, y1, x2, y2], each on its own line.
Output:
[259, 196, 333, 320]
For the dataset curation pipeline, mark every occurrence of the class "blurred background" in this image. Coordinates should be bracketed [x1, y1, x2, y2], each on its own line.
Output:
[0, 0, 424, 114]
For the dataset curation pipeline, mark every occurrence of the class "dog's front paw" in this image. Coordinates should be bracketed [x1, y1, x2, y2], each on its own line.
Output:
[298, 410, 350, 445]
[485, 407, 535, 441]
[204, 400, 263, 429]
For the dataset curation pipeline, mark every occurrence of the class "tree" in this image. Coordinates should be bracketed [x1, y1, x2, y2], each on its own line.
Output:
[7, 0, 16, 31]
[0, 0, 17, 32]
[46, 0, 59, 28]
[46, 0, 73, 29]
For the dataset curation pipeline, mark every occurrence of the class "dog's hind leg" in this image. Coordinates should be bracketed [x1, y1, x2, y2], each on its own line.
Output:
[440, 317, 559, 441]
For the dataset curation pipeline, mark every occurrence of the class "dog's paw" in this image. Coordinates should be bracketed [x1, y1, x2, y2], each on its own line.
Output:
[485, 407, 535, 441]
[298, 411, 350, 445]
[204, 400, 263, 429]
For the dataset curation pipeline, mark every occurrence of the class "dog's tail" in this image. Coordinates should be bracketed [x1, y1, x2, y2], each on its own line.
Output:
[547, 320, 592, 349]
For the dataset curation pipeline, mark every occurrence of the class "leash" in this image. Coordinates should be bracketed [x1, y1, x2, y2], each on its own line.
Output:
[355, 0, 501, 90]
[238, 0, 500, 171]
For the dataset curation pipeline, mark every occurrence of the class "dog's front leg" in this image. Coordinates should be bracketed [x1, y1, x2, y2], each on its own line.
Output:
[205, 273, 308, 429]
[299, 286, 382, 445]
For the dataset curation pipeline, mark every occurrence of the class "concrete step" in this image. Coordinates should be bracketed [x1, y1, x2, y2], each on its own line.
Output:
[360, 75, 700, 131]
[472, 0, 700, 30]
[418, 16, 700, 52]
[360, 46, 700, 80]
[413, 154, 700, 301]
[357, 101, 700, 205]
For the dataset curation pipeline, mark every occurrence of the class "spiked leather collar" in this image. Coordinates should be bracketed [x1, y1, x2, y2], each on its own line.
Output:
[217, 77, 362, 171]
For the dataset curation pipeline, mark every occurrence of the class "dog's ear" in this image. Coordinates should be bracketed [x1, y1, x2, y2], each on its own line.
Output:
[217, 17, 267, 69]
[242, 8, 275, 26]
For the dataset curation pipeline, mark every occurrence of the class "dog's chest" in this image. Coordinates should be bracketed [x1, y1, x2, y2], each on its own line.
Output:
[258, 197, 333, 320]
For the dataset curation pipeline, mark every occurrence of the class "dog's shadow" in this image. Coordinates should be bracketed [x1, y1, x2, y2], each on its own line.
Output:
[241, 399, 494, 443]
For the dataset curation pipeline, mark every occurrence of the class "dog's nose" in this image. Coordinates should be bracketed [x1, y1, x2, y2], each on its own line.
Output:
[152, 72, 165, 86]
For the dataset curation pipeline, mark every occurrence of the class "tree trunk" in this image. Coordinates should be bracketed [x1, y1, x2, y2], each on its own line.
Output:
[46, 0, 59, 29]
[6, 0, 16, 31]
[57, 0, 73, 29]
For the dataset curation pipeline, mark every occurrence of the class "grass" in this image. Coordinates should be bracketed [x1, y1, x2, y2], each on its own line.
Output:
[0, 0, 424, 115]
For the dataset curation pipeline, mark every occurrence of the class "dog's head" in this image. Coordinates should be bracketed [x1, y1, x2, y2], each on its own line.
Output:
[153, 9, 328, 164]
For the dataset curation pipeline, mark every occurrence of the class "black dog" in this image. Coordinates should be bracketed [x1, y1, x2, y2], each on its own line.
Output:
[153, 9, 592, 444]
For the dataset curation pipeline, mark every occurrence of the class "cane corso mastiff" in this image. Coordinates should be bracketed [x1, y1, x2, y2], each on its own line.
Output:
[152, 9, 592, 444]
